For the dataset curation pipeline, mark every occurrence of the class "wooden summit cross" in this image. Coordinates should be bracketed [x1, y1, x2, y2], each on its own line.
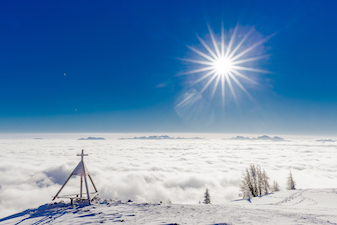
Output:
[52, 149, 98, 204]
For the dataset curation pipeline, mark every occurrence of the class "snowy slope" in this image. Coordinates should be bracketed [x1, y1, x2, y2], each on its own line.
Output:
[1, 189, 336, 225]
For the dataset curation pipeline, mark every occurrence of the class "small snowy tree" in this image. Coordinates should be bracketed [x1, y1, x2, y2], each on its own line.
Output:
[286, 171, 296, 190]
[240, 164, 270, 199]
[271, 180, 281, 192]
[203, 188, 211, 204]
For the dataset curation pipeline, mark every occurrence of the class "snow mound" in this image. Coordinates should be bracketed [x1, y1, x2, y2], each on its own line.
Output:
[1, 189, 337, 225]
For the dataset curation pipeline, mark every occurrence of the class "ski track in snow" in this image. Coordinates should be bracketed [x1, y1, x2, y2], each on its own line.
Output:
[1, 189, 337, 225]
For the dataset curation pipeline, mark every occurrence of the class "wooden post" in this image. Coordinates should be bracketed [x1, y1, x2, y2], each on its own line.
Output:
[80, 175, 83, 198]
[52, 173, 73, 201]
[84, 172, 90, 204]
[88, 174, 98, 192]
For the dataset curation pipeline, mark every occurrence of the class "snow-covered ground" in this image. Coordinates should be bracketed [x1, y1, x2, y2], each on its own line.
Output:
[0, 133, 336, 221]
[1, 188, 337, 224]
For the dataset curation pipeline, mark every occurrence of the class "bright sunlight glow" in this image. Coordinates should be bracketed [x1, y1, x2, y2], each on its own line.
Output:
[181, 24, 270, 106]
[214, 57, 233, 74]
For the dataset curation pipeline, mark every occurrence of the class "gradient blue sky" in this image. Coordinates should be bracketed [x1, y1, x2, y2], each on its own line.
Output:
[1, 0, 337, 134]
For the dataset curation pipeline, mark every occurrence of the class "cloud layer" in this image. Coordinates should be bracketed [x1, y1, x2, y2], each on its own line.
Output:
[0, 136, 336, 218]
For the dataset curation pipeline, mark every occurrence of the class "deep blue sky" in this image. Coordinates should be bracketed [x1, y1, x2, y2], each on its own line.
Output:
[1, 0, 337, 134]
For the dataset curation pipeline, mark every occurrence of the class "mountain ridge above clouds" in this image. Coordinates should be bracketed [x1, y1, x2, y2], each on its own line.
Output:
[229, 135, 285, 141]
[78, 137, 106, 140]
[1, 188, 336, 225]
[315, 138, 336, 142]
[119, 135, 205, 140]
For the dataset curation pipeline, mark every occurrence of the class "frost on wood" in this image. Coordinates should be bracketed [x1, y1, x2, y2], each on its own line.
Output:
[286, 171, 296, 190]
[203, 188, 211, 204]
[240, 164, 270, 199]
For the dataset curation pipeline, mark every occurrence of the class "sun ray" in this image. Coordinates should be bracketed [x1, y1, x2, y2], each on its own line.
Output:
[225, 26, 238, 58]
[228, 71, 252, 98]
[187, 46, 216, 62]
[211, 74, 221, 99]
[230, 36, 271, 61]
[200, 73, 218, 94]
[179, 58, 214, 66]
[181, 66, 214, 75]
[221, 75, 226, 107]
[208, 24, 221, 58]
[230, 69, 255, 83]
[225, 74, 237, 100]
[231, 55, 268, 65]
[196, 35, 218, 59]
[221, 23, 225, 57]
[228, 27, 254, 59]
[231, 65, 269, 73]
[191, 70, 217, 86]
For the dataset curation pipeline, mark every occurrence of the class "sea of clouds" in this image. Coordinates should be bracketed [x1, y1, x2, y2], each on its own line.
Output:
[0, 133, 336, 218]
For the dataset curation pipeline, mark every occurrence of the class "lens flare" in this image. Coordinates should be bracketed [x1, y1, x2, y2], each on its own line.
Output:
[181, 24, 271, 106]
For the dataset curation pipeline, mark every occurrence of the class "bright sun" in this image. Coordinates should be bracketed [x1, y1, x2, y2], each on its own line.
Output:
[214, 57, 233, 74]
[181, 24, 270, 105]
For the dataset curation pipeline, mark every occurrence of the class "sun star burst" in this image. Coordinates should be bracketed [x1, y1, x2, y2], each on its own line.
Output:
[214, 57, 232, 74]
[181, 24, 270, 106]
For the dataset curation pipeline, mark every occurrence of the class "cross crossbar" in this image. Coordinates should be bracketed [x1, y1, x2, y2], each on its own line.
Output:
[77, 149, 88, 161]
